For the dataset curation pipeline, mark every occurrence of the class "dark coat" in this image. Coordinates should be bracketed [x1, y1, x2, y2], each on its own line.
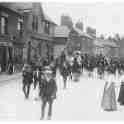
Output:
[60, 63, 69, 78]
[22, 70, 33, 84]
[40, 78, 57, 101]
[72, 59, 80, 73]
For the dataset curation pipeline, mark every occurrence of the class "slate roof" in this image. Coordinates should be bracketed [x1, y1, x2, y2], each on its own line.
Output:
[44, 13, 56, 24]
[0, 3, 22, 15]
[94, 38, 118, 48]
[0, 2, 56, 24]
[73, 27, 93, 39]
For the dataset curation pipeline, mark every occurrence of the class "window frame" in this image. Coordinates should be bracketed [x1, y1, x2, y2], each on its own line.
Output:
[0, 16, 8, 35]
[44, 21, 50, 34]
[17, 18, 23, 36]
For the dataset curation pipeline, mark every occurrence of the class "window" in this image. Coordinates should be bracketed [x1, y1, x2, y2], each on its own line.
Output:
[32, 15, 38, 32]
[17, 18, 23, 36]
[44, 21, 50, 34]
[1, 16, 8, 34]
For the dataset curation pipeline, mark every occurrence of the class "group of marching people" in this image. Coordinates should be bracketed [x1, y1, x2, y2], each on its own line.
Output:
[22, 59, 58, 120]
[21, 51, 84, 120]
[56, 51, 124, 112]
[21, 50, 124, 120]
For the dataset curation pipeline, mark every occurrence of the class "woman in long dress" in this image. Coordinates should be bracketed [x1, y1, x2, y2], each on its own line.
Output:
[118, 74, 124, 105]
[118, 81, 124, 105]
[101, 74, 117, 111]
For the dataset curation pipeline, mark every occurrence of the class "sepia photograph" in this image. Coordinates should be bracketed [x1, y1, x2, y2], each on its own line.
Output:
[0, 0, 124, 121]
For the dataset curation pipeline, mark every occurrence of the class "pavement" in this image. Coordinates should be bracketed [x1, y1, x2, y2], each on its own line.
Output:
[0, 70, 124, 121]
[0, 72, 21, 84]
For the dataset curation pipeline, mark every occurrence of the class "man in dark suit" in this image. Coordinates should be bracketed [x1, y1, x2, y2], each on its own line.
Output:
[22, 64, 33, 99]
[40, 66, 57, 120]
[60, 61, 69, 89]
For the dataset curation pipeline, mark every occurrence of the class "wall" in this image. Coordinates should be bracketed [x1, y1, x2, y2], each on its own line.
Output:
[81, 36, 93, 54]
[54, 44, 66, 58]
[0, 6, 22, 37]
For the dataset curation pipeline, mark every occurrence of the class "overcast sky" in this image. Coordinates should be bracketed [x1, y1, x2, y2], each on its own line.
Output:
[42, 2, 124, 37]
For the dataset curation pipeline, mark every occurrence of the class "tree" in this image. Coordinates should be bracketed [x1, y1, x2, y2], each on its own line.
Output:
[75, 20, 83, 31]
[61, 14, 73, 29]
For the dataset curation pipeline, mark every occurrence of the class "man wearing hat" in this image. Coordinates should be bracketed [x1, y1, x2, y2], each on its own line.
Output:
[40, 66, 57, 120]
[22, 63, 33, 99]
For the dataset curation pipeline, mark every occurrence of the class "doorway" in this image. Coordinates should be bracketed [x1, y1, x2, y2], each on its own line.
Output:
[0, 46, 7, 72]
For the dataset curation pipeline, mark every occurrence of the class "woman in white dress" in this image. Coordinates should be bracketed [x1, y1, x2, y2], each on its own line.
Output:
[101, 74, 117, 111]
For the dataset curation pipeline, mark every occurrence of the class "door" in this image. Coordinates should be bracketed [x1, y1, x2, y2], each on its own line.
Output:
[0, 46, 7, 72]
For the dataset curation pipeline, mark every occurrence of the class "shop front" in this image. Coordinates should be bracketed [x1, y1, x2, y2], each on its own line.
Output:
[13, 43, 24, 72]
[0, 41, 13, 72]
[24, 33, 53, 66]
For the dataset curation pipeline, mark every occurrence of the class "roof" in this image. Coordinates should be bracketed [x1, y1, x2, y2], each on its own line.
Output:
[13, 3, 56, 24]
[0, 3, 23, 15]
[73, 27, 93, 39]
[94, 38, 118, 48]
[54, 26, 70, 38]
[44, 14, 56, 25]
[0, 3, 56, 24]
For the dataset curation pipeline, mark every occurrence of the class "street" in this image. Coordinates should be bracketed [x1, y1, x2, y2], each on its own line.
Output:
[0, 71, 124, 121]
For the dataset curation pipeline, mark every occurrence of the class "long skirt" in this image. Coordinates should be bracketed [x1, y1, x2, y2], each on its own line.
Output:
[118, 84, 124, 105]
[101, 82, 117, 111]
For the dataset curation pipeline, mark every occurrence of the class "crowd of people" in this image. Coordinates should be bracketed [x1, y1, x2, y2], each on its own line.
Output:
[21, 50, 124, 120]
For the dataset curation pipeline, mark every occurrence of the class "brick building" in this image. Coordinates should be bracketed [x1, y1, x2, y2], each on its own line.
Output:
[53, 25, 94, 57]
[73, 27, 94, 54]
[53, 25, 70, 58]
[17, 2, 57, 65]
[93, 38, 119, 57]
[0, 3, 24, 72]
[0, 2, 57, 71]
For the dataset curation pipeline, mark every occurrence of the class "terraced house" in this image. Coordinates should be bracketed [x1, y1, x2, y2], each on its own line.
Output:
[0, 3, 24, 72]
[15, 2, 57, 65]
[0, 2, 57, 71]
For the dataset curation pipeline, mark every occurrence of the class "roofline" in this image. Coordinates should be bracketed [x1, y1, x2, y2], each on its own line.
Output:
[95, 44, 118, 48]
[73, 27, 94, 39]
[43, 18, 57, 25]
[0, 4, 23, 16]
[94, 38, 118, 47]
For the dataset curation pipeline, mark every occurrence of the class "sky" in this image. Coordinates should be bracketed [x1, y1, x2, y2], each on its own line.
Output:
[42, 2, 124, 38]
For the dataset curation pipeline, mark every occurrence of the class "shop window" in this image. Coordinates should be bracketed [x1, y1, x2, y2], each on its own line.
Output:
[17, 18, 23, 36]
[0, 16, 8, 34]
[13, 48, 23, 64]
[32, 15, 38, 32]
[44, 21, 50, 34]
